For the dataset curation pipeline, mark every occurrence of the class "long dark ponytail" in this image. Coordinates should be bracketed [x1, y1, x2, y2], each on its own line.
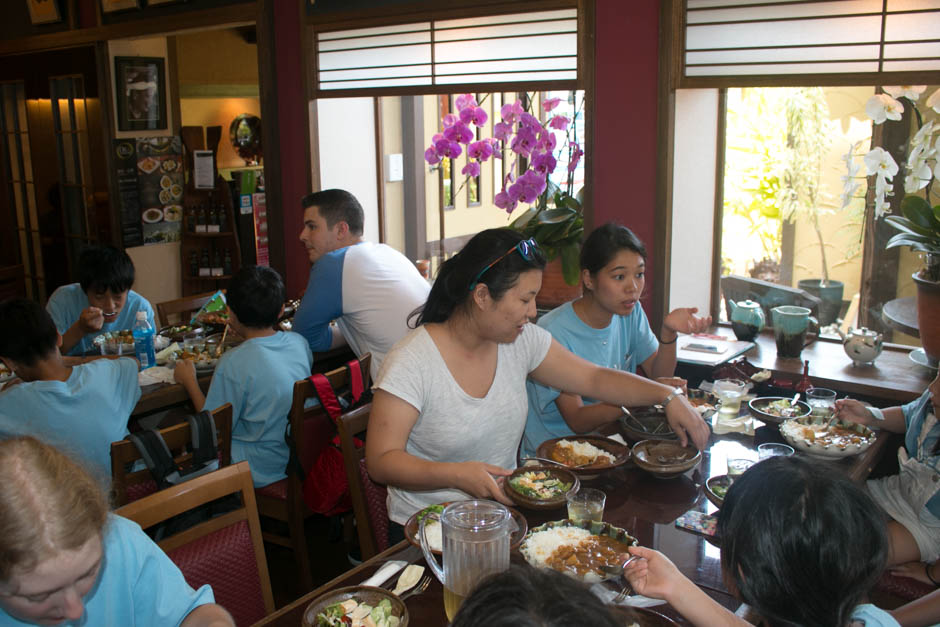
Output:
[411, 228, 546, 326]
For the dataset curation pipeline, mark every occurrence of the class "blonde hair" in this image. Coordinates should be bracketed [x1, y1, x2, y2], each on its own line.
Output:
[0, 437, 108, 581]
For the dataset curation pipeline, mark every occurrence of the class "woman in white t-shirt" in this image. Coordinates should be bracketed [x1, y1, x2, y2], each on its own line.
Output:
[366, 228, 710, 531]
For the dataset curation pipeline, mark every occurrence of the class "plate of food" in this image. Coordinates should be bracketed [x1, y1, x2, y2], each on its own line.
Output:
[158, 323, 202, 342]
[0, 362, 15, 384]
[138, 156, 160, 174]
[536, 435, 631, 479]
[704, 474, 731, 509]
[163, 205, 182, 222]
[93, 330, 135, 355]
[632, 440, 702, 479]
[161, 159, 177, 173]
[610, 607, 680, 627]
[142, 207, 164, 224]
[619, 406, 677, 442]
[520, 519, 638, 583]
[163, 344, 229, 371]
[302, 586, 407, 627]
[160, 174, 173, 190]
[687, 388, 718, 417]
[748, 396, 812, 424]
[780, 416, 876, 459]
[504, 466, 579, 510]
[171, 183, 183, 201]
[404, 502, 527, 555]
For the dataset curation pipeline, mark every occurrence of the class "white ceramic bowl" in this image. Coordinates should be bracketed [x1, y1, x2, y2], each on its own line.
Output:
[779, 416, 876, 459]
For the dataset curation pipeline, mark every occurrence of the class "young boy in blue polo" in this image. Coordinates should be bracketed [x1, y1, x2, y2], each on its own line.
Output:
[0, 298, 141, 482]
[46, 245, 155, 356]
[174, 266, 313, 488]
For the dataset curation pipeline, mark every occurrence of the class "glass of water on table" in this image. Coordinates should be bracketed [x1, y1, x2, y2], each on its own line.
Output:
[566, 488, 606, 522]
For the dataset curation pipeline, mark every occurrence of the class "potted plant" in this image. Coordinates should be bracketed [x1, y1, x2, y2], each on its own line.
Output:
[843, 85, 940, 364]
[424, 93, 585, 305]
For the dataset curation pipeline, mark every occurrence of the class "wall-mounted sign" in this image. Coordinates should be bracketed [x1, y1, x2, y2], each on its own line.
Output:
[27, 0, 61, 24]
[114, 56, 167, 132]
[193, 150, 215, 189]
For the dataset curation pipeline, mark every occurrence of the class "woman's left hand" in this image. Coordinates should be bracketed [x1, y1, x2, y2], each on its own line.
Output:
[664, 394, 710, 450]
[663, 307, 712, 335]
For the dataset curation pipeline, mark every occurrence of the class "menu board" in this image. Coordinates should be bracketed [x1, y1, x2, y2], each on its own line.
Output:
[137, 137, 184, 245]
[113, 139, 142, 248]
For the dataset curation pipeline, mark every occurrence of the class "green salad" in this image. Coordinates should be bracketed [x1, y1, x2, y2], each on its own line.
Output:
[315, 598, 400, 627]
[509, 471, 572, 500]
[417, 503, 444, 524]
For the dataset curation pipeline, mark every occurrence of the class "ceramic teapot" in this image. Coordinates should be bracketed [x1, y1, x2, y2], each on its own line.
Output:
[836, 327, 883, 366]
[729, 299, 765, 341]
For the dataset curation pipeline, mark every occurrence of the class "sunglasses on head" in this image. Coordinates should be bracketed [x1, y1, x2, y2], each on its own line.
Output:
[468, 237, 539, 291]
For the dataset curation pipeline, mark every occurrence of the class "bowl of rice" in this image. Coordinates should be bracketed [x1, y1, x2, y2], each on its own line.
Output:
[535, 436, 630, 480]
[520, 519, 638, 583]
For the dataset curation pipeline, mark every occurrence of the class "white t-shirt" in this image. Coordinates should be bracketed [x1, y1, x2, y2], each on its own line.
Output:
[374, 323, 552, 523]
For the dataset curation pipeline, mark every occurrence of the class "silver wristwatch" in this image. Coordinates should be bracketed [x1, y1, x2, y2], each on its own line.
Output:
[662, 387, 685, 407]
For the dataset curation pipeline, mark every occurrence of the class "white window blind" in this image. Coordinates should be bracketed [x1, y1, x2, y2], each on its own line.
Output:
[315, 8, 577, 92]
[685, 0, 940, 77]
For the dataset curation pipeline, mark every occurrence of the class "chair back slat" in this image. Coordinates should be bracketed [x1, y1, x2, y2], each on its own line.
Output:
[155, 291, 218, 328]
[337, 402, 388, 559]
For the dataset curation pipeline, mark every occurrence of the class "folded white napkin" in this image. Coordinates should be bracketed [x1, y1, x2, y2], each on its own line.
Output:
[590, 583, 667, 608]
[608, 433, 627, 446]
[361, 560, 407, 588]
[138, 366, 177, 386]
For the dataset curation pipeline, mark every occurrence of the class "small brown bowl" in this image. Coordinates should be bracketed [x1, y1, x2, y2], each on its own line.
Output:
[632, 440, 702, 479]
[504, 465, 580, 510]
[704, 474, 732, 509]
[302, 585, 408, 627]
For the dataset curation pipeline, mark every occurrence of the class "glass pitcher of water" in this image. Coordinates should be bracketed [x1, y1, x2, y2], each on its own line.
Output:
[419, 500, 512, 621]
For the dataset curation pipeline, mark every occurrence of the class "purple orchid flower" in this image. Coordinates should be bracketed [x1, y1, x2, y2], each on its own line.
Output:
[568, 142, 583, 173]
[471, 107, 488, 127]
[424, 147, 440, 165]
[531, 151, 557, 176]
[442, 113, 458, 128]
[501, 101, 523, 123]
[548, 115, 569, 131]
[459, 106, 475, 125]
[455, 94, 477, 111]
[461, 161, 481, 177]
[519, 112, 541, 130]
[468, 140, 494, 161]
[511, 126, 538, 157]
[494, 121, 513, 142]
[494, 190, 517, 213]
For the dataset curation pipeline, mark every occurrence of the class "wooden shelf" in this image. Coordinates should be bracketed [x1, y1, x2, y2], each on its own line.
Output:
[185, 231, 237, 238]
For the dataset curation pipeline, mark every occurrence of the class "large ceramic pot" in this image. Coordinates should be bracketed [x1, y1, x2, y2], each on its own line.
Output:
[797, 279, 844, 327]
[914, 272, 940, 367]
[536, 257, 581, 309]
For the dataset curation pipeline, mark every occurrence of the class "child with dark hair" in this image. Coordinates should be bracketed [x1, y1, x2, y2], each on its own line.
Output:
[625, 456, 900, 626]
[174, 266, 312, 488]
[46, 245, 155, 356]
[0, 298, 140, 482]
[522, 222, 711, 456]
[451, 565, 623, 627]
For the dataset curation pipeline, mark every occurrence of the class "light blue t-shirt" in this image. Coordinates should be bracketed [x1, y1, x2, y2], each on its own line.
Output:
[522, 301, 658, 457]
[46, 283, 155, 356]
[0, 514, 215, 626]
[851, 603, 903, 626]
[203, 332, 313, 488]
[0, 357, 140, 483]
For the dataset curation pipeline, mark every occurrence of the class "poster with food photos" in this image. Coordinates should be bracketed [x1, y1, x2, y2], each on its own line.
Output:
[136, 136, 183, 245]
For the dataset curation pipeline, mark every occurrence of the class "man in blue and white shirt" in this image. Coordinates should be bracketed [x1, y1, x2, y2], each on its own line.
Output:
[294, 189, 430, 379]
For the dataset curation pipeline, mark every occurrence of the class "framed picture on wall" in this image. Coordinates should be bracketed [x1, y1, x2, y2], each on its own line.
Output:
[100, 0, 139, 13]
[147, 0, 186, 5]
[114, 56, 167, 132]
[27, 0, 61, 24]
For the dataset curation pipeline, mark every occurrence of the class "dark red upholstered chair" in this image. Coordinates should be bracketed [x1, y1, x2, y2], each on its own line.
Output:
[115, 462, 274, 625]
[110, 403, 233, 506]
[874, 570, 936, 603]
[336, 402, 389, 559]
[255, 353, 372, 590]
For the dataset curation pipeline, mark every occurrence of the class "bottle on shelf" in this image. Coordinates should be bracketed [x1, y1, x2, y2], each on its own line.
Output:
[187, 206, 196, 233]
[218, 203, 227, 232]
[211, 248, 224, 277]
[189, 251, 198, 277]
[199, 248, 211, 277]
[222, 248, 233, 276]
[208, 206, 220, 233]
[196, 206, 207, 233]
[133, 311, 156, 370]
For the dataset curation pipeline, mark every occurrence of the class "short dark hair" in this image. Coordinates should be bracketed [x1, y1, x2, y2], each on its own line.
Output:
[413, 228, 546, 326]
[226, 266, 285, 329]
[78, 245, 136, 294]
[579, 223, 647, 276]
[0, 299, 59, 366]
[451, 565, 622, 627]
[301, 189, 364, 236]
[717, 456, 888, 627]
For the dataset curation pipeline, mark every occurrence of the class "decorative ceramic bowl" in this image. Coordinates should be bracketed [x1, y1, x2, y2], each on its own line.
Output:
[302, 585, 408, 627]
[780, 415, 876, 459]
[704, 474, 732, 509]
[619, 406, 676, 442]
[520, 519, 638, 583]
[632, 440, 702, 479]
[536, 435, 631, 480]
[748, 396, 812, 425]
[403, 503, 528, 555]
[504, 466, 580, 511]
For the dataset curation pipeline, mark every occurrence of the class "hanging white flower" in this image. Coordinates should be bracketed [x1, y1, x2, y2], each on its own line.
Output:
[865, 94, 904, 124]
[839, 176, 861, 210]
[864, 147, 899, 178]
[910, 120, 937, 148]
[873, 174, 893, 218]
[904, 161, 932, 193]
[883, 85, 926, 101]
[927, 88, 940, 114]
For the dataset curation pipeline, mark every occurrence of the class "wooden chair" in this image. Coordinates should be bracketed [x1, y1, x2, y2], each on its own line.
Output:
[336, 402, 389, 560]
[254, 352, 372, 591]
[115, 462, 274, 626]
[110, 403, 233, 507]
[155, 291, 218, 328]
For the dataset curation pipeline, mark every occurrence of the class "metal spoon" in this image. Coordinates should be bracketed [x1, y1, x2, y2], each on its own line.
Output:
[598, 555, 641, 581]
[519, 456, 595, 470]
[790, 392, 801, 406]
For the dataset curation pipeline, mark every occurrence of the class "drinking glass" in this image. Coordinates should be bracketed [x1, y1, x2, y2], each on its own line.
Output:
[758, 443, 795, 459]
[807, 387, 837, 419]
[727, 458, 755, 478]
[566, 488, 606, 522]
[713, 379, 747, 417]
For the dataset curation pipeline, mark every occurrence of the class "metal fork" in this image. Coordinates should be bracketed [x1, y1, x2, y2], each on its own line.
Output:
[398, 575, 431, 601]
[612, 582, 634, 604]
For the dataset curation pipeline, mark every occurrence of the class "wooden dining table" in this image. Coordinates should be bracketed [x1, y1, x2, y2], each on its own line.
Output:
[252, 412, 896, 627]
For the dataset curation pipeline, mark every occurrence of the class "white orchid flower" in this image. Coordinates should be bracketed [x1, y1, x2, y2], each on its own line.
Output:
[883, 85, 926, 101]
[911, 120, 937, 148]
[927, 88, 940, 114]
[865, 94, 904, 124]
[839, 176, 861, 210]
[873, 174, 894, 218]
[904, 160, 932, 193]
[842, 142, 862, 176]
[864, 147, 899, 178]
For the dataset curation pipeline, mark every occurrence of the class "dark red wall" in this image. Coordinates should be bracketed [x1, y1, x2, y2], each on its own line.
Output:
[592, 0, 660, 317]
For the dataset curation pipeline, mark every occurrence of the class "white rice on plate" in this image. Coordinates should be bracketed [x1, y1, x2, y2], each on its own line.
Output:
[556, 439, 614, 464]
[520, 526, 592, 566]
